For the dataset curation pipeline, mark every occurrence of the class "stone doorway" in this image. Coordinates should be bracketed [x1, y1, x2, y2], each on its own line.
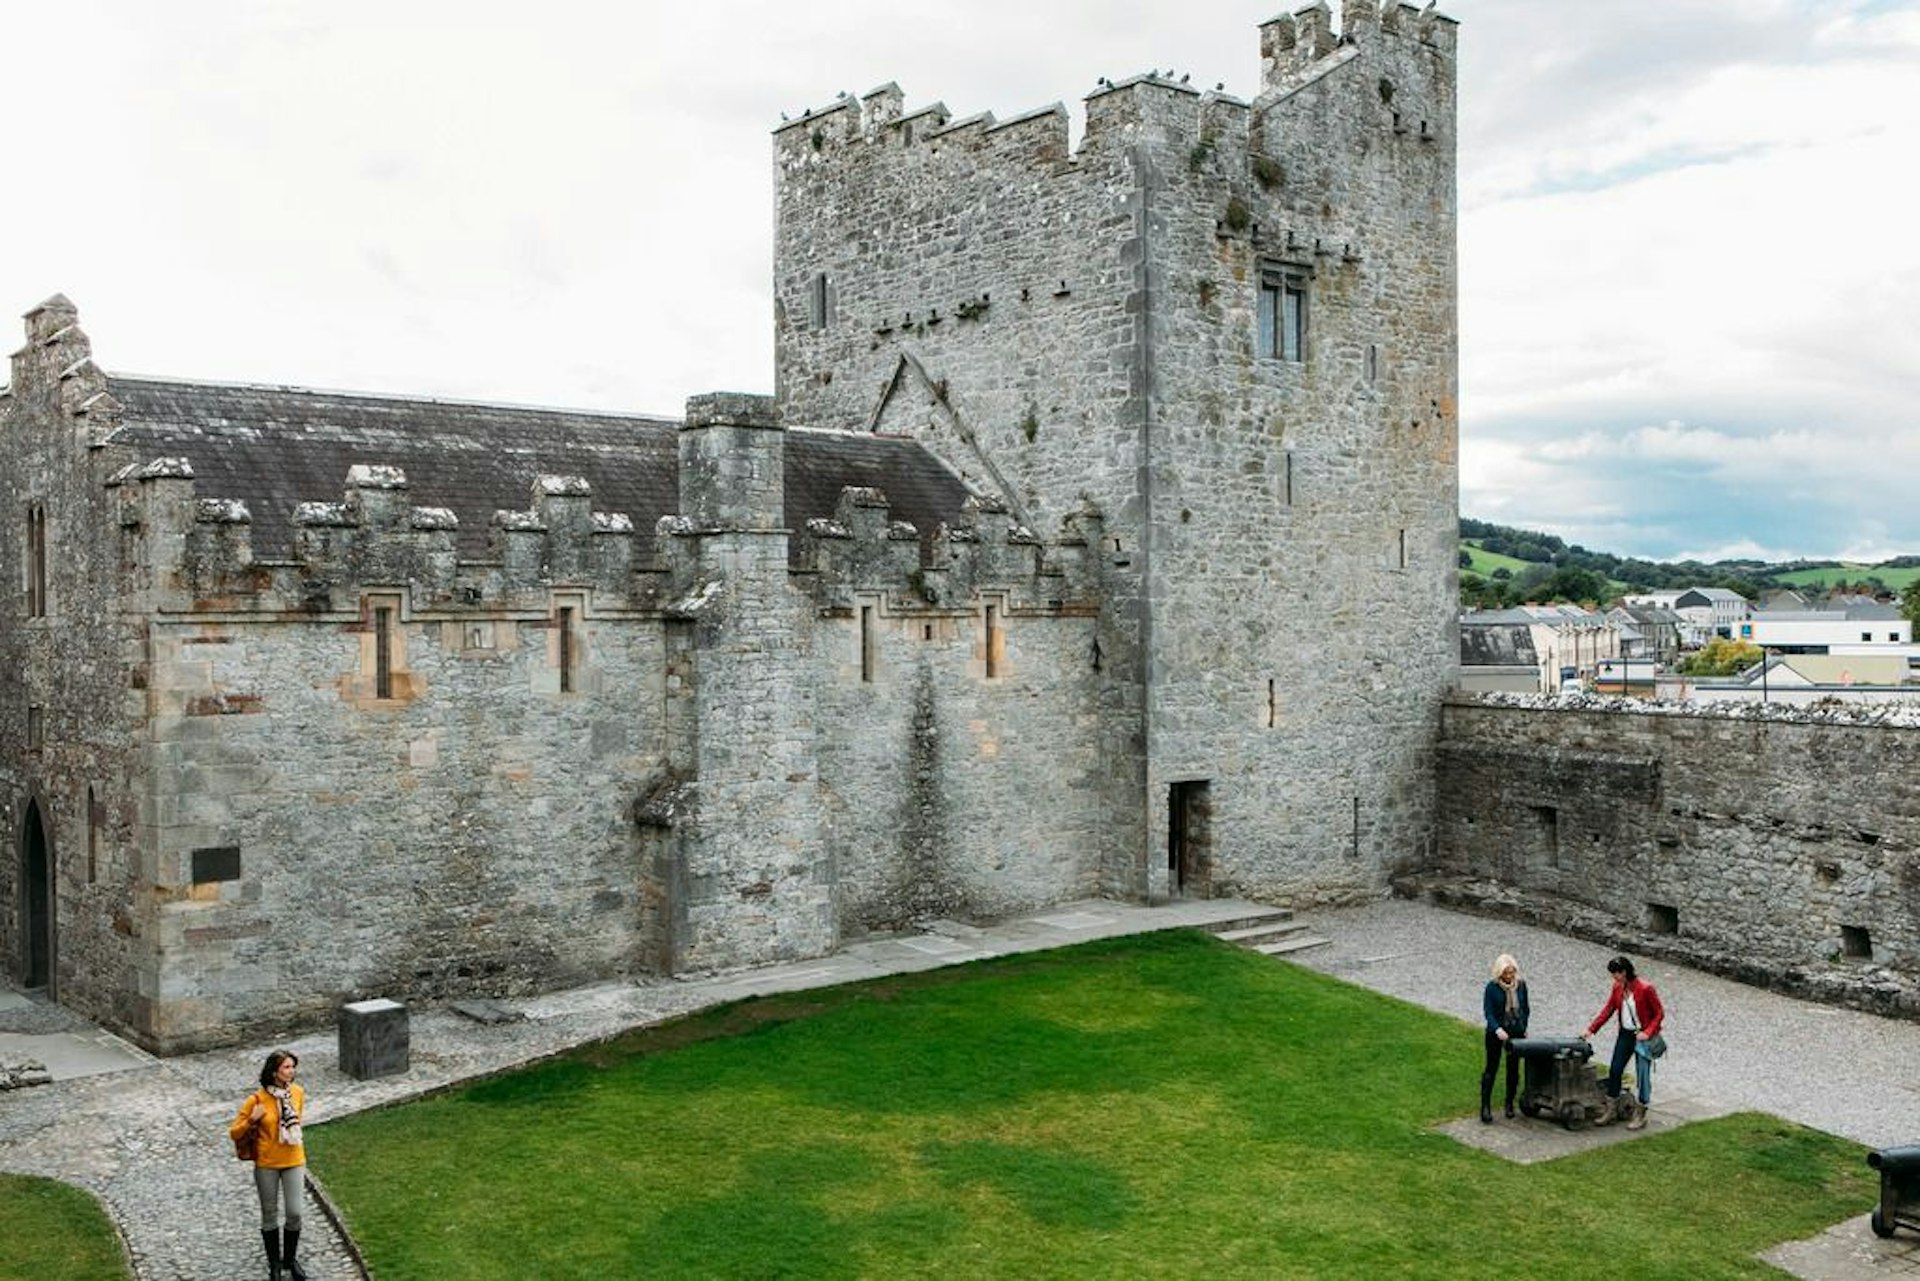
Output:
[1168, 780, 1213, 898]
[19, 798, 53, 992]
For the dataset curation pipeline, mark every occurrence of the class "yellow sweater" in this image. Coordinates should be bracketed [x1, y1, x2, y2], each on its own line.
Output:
[230, 1084, 306, 1170]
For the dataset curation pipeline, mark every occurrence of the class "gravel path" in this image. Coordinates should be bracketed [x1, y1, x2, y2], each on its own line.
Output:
[1286, 898, 1920, 1148]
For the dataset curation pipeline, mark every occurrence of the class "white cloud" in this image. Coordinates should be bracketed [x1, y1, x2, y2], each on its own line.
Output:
[3, 0, 1915, 559]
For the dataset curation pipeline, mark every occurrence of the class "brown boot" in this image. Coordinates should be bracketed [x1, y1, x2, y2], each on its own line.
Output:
[1625, 1102, 1648, 1130]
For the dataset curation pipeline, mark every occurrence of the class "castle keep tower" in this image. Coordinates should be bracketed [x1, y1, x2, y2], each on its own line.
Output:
[775, 2, 1460, 901]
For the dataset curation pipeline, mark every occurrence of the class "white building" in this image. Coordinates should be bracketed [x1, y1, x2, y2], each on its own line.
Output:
[1737, 606, 1912, 652]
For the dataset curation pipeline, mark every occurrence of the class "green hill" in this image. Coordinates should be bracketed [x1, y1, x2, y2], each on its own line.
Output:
[1458, 519, 1918, 610]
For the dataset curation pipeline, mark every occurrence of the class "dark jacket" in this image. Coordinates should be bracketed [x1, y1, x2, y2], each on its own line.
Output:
[1483, 979, 1530, 1037]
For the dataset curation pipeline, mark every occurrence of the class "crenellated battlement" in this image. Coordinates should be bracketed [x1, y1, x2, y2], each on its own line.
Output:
[108, 458, 652, 613]
[797, 486, 1100, 618]
[1260, 2, 1457, 97]
[776, 3, 1452, 190]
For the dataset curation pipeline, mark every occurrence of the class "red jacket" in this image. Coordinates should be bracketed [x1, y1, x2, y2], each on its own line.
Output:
[1587, 978, 1664, 1038]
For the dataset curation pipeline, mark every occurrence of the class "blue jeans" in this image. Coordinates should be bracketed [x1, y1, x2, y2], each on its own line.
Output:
[1605, 1030, 1652, 1106]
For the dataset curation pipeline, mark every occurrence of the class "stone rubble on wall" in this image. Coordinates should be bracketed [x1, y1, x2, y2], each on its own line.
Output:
[1465, 689, 1920, 729]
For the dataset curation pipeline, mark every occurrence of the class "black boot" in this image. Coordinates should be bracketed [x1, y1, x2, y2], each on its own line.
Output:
[283, 1226, 307, 1281]
[1505, 1091, 1517, 1119]
[1479, 1076, 1494, 1123]
[262, 1229, 282, 1281]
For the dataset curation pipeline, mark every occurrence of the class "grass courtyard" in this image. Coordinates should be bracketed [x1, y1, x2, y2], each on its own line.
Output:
[309, 931, 1873, 1279]
[0, 1173, 126, 1280]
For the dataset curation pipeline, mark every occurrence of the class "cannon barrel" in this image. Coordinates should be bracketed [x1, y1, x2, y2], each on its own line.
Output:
[1869, 1147, 1920, 1173]
[1508, 1036, 1594, 1062]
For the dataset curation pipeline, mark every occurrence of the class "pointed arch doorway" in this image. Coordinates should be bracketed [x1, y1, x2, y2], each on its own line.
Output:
[20, 798, 53, 991]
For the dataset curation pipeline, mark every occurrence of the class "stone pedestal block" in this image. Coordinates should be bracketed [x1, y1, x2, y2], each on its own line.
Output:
[338, 998, 409, 1080]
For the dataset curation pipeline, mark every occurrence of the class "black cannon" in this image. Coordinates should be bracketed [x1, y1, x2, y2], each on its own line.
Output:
[1509, 1036, 1634, 1131]
[1869, 1146, 1920, 1238]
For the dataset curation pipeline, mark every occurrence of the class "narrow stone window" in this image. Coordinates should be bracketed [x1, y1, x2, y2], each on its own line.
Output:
[1840, 925, 1872, 959]
[27, 705, 43, 751]
[557, 606, 577, 693]
[25, 501, 47, 618]
[1267, 679, 1278, 728]
[809, 272, 833, 330]
[1648, 903, 1679, 935]
[1365, 343, 1382, 384]
[984, 603, 1001, 679]
[1256, 263, 1309, 362]
[86, 785, 100, 885]
[922, 622, 934, 642]
[1396, 528, 1408, 570]
[1283, 451, 1294, 506]
[1350, 796, 1361, 859]
[374, 605, 395, 699]
[860, 605, 876, 683]
[1531, 805, 1559, 869]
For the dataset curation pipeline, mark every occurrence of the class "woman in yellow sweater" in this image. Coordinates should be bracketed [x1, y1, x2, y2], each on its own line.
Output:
[231, 1049, 308, 1281]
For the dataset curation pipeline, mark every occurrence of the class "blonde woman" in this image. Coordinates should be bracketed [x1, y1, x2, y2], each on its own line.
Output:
[1479, 953, 1530, 1123]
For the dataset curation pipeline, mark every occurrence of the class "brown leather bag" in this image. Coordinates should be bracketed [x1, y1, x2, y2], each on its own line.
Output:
[233, 1096, 260, 1161]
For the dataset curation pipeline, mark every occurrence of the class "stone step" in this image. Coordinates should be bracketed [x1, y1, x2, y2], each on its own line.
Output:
[1254, 934, 1332, 956]
[1197, 909, 1296, 936]
[1213, 921, 1315, 947]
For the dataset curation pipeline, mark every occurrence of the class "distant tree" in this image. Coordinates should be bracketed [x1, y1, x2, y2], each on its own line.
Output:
[1458, 549, 1474, 569]
[1678, 638, 1763, 677]
[1536, 567, 1608, 605]
[1490, 566, 1512, 581]
[1902, 579, 1920, 627]
[1460, 573, 1510, 610]
[1512, 563, 1553, 598]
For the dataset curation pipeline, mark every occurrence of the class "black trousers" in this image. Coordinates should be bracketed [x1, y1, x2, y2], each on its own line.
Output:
[1480, 1029, 1519, 1107]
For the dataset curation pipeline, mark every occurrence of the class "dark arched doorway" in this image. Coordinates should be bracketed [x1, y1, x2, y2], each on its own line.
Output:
[21, 799, 52, 990]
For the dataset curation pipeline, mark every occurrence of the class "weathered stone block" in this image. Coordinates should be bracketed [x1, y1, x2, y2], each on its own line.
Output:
[338, 998, 409, 1079]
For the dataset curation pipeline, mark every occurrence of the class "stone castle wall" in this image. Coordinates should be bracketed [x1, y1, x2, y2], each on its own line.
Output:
[774, 1, 1460, 902]
[3, 328, 1111, 1048]
[1136, 4, 1459, 899]
[1429, 695, 1920, 1015]
[0, 300, 149, 1036]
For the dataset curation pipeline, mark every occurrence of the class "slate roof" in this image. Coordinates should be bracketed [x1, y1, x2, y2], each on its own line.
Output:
[101, 377, 976, 562]
[1460, 623, 1537, 667]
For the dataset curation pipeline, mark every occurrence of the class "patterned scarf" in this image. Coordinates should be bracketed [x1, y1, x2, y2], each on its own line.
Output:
[1496, 972, 1519, 1016]
[268, 1085, 302, 1147]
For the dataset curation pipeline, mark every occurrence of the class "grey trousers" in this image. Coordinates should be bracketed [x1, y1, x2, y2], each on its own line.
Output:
[253, 1164, 306, 1232]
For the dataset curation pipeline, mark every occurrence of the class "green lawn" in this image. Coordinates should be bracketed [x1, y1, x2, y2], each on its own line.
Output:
[311, 932, 1872, 1279]
[0, 1174, 127, 1280]
[1773, 564, 1920, 591]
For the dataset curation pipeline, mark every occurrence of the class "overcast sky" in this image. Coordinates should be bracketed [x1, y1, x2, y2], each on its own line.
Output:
[4, 1, 1915, 562]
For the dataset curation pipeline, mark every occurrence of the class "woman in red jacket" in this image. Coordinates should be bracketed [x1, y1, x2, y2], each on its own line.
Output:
[231, 1049, 308, 1281]
[1581, 955, 1664, 1130]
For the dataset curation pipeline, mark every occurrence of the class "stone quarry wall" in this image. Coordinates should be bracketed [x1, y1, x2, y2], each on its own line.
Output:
[1429, 694, 1920, 1015]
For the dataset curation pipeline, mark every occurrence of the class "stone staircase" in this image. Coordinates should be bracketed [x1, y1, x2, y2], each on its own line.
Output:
[1202, 907, 1331, 957]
